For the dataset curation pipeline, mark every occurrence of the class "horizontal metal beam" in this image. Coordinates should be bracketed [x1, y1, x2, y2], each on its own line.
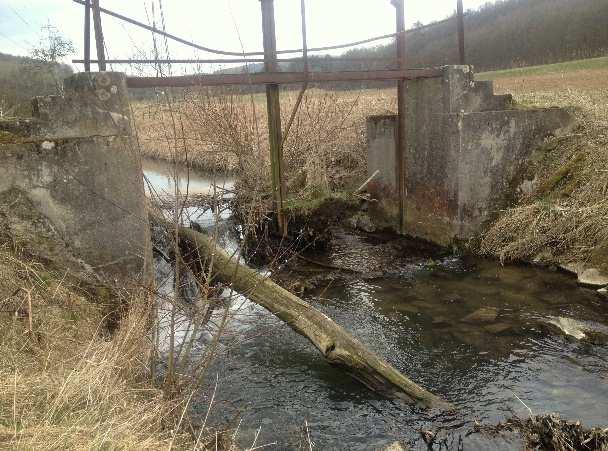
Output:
[72, 0, 398, 57]
[126, 68, 441, 88]
[73, 56, 397, 65]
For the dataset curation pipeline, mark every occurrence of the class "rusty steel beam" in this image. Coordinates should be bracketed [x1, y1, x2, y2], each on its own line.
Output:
[72, 56, 397, 65]
[260, 0, 287, 236]
[126, 68, 441, 88]
[83, 0, 91, 72]
[457, 0, 466, 65]
[395, 0, 407, 234]
[91, 0, 106, 71]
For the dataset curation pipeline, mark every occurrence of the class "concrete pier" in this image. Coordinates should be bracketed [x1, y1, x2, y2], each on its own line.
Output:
[0, 72, 152, 286]
[367, 66, 575, 245]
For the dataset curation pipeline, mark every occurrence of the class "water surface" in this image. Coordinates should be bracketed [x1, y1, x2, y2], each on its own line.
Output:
[145, 161, 608, 450]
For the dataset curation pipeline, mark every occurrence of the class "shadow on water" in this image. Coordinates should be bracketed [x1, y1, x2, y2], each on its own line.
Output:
[145, 162, 608, 450]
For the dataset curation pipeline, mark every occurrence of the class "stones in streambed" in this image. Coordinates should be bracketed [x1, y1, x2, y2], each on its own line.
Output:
[392, 303, 421, 315]
[441, 294, 465, 305]
[460, 306, 499, 324]
[541, 316, 608, 344]
[598, 287, 607, 298]
[562, 263, 608, 288]
[431, 316, 452, 327]
[384, 441, 408, 451]
[578, 268, 608, 287]
[483, 322, 515, 335]
[546, 316, 587, 339]
[345, 212, 376, 233]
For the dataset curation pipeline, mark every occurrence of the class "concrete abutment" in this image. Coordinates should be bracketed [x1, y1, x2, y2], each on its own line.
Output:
[367, 65, 576, 246]
[0, 72, 152, 287]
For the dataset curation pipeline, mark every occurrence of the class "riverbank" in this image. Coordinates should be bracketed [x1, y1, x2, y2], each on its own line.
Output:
[479, 63, 608, 283]
[0, 193, 195, 449]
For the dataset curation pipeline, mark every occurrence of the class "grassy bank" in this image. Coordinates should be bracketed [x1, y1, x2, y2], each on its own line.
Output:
[478, 56, 608, 79]
[0, 256, 194, 449]
[479, 62, 608, 273]
[0, 193, 195, 449]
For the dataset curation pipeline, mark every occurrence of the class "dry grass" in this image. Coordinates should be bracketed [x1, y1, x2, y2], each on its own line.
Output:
[490, 414, 608, 451]
[133, 87, 394, 180]
[480, 68, 608, 271]
[0, 249, 195, 450]
[134, 87, 395, 229]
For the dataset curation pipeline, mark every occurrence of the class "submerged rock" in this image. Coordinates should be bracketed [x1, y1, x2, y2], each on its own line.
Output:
[384, 441, 408, 451]
[461, 307, 499, 324]
[432, 316, 452, 327]
[394, 303, 420, 315]
[547, 317, 586, 340]
[484, 322, 514, 335]
[578, 268, 608, 287]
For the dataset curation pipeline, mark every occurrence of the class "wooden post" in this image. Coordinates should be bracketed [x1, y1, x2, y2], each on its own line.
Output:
[84, 0, 91, 72]
[394, 0, 407, 234]
[91, 0, 106, 71]
[457, 0, 466, 65]
[260, 0, 286, 236]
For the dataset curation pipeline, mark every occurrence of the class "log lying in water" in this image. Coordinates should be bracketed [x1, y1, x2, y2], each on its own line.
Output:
[174, 222, 451, 409]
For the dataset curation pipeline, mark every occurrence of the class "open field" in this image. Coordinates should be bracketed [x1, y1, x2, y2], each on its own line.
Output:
[478, 56, 608, 80]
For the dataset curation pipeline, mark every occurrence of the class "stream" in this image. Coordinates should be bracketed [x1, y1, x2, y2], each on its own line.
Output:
[144, 159, 608, 450]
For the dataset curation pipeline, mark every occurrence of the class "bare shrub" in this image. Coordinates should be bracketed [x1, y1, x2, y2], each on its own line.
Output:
[133, 87, 395, 217]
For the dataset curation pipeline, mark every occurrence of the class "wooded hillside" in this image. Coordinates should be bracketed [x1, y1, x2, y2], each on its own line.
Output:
[284, 0, 608, 74]
[0, 52, 73, 116]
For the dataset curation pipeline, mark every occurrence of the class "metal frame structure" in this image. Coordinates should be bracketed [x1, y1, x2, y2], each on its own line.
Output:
[74, 0, 467, 235]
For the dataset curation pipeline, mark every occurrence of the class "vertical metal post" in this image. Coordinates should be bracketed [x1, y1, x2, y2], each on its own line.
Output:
[457, 0, 466, 65]
[300, 0, 308, 73]
[91, 0, 106, 71]
[394, 0, 407, 234]
[84, 0, 91, 72]
[260, 0, 286, 236]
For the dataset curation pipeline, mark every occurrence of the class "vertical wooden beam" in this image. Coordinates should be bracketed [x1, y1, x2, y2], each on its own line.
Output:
[84, 0, 91, 72]
[457, 0, 466, 65]
[260, 0, 286, 236]
[91, 0, 106, 71]
[394, 0, 407, 234]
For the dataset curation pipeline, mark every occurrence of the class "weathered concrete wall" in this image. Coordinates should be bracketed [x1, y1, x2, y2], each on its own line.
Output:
[0, 72, 152, 286]
[367, 66, 575, 246]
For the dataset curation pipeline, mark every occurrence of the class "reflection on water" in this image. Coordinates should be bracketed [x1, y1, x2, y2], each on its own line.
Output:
[142, 158, 234, 196]
[201, 236, 608, 450]
[146, 159, 608, 450]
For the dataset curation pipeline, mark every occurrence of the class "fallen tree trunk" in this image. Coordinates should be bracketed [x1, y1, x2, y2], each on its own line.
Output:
[167, 218, 451, 409]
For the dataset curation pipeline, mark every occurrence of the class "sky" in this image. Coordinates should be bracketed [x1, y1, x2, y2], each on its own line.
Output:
[0, 0, 498, 73]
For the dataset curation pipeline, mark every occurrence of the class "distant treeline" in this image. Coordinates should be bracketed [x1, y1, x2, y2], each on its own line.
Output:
[0, 53, 73, 116]
[192, 0, 607, 94]
[285, 0, 608, 73]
